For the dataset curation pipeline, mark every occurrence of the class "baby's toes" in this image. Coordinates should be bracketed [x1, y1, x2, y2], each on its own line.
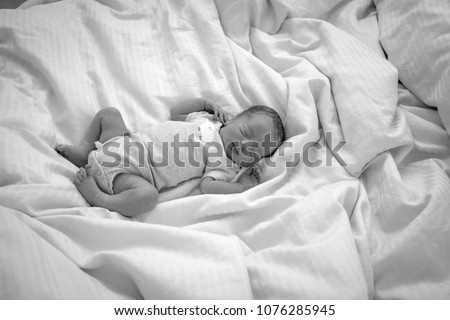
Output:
[56, 143, 67, 151]
[79, 167, 87, 179]
[55, 144, 64, 154]
[73, 173, 81, 185]
[56, 144, 69, 156]
[85, 164, 93, 176]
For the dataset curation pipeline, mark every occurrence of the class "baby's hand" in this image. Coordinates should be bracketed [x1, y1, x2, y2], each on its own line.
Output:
[238, 167, 262, 191]
[204, 98, 227, 123]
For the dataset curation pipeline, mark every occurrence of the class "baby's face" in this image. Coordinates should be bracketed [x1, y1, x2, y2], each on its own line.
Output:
[219, 114, 278, 167]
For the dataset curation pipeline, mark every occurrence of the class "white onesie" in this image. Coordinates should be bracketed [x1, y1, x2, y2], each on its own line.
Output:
[87, 112, 239, 194]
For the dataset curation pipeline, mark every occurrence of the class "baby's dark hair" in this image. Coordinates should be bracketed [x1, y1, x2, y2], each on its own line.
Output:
[237, 105, 285, 146]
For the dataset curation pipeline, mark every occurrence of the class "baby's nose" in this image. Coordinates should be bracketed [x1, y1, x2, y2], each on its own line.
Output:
[241, 138, 253, 146]
[241, 139, 258, 148]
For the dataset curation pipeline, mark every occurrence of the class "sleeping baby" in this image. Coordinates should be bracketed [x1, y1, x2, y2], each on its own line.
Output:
[56, 98, 285, 217]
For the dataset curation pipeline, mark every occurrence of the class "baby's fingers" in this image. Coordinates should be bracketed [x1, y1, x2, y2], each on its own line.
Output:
[253, 167, 263, 183]
[214, 108, 226, 124]
[219, 110, 227, 123]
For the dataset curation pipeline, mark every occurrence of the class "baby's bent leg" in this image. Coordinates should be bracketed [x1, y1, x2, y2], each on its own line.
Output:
[75, 170, 158, 217]
[56, 107, 129, 167]
[95, 107, 129, 144]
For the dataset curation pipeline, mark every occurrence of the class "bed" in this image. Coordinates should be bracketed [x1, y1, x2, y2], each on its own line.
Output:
[1, 0, 449, 299]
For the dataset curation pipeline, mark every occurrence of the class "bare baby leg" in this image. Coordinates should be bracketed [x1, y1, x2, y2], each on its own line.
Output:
[56, 107, 129, 167]
[74, 167, 158, 217]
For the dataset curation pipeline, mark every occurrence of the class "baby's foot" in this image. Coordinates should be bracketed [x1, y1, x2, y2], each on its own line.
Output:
[73, 165, 101, 206]
[56, 141, 90, 167]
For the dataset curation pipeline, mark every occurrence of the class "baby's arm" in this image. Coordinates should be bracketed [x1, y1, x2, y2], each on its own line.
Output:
[200, 167, 261, 194]
[200, 177, 245, 194]
[170, 98, 226, 123]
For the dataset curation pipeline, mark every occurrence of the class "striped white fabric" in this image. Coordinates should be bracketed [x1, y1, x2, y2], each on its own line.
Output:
[0, 0, 449, 299]
[375, 0, 450, 134]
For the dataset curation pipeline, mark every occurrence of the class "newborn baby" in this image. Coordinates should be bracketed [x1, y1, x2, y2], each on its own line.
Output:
[56, 98, 284, 217]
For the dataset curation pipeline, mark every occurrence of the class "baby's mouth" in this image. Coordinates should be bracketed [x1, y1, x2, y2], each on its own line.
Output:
[227, 141, 237, 160]
[224, 140, 233, 159]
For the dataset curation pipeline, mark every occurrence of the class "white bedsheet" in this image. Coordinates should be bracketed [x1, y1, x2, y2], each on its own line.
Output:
[0, 0, 449, 299]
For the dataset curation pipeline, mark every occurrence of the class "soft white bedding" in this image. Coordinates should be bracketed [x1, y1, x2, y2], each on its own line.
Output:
[0, 0, 449, 299]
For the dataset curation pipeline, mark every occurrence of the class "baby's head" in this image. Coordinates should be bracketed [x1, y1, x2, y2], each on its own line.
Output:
[220, 105, 285, 167]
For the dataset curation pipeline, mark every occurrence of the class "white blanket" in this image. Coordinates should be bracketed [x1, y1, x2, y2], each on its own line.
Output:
[0, 0, 449, 299]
